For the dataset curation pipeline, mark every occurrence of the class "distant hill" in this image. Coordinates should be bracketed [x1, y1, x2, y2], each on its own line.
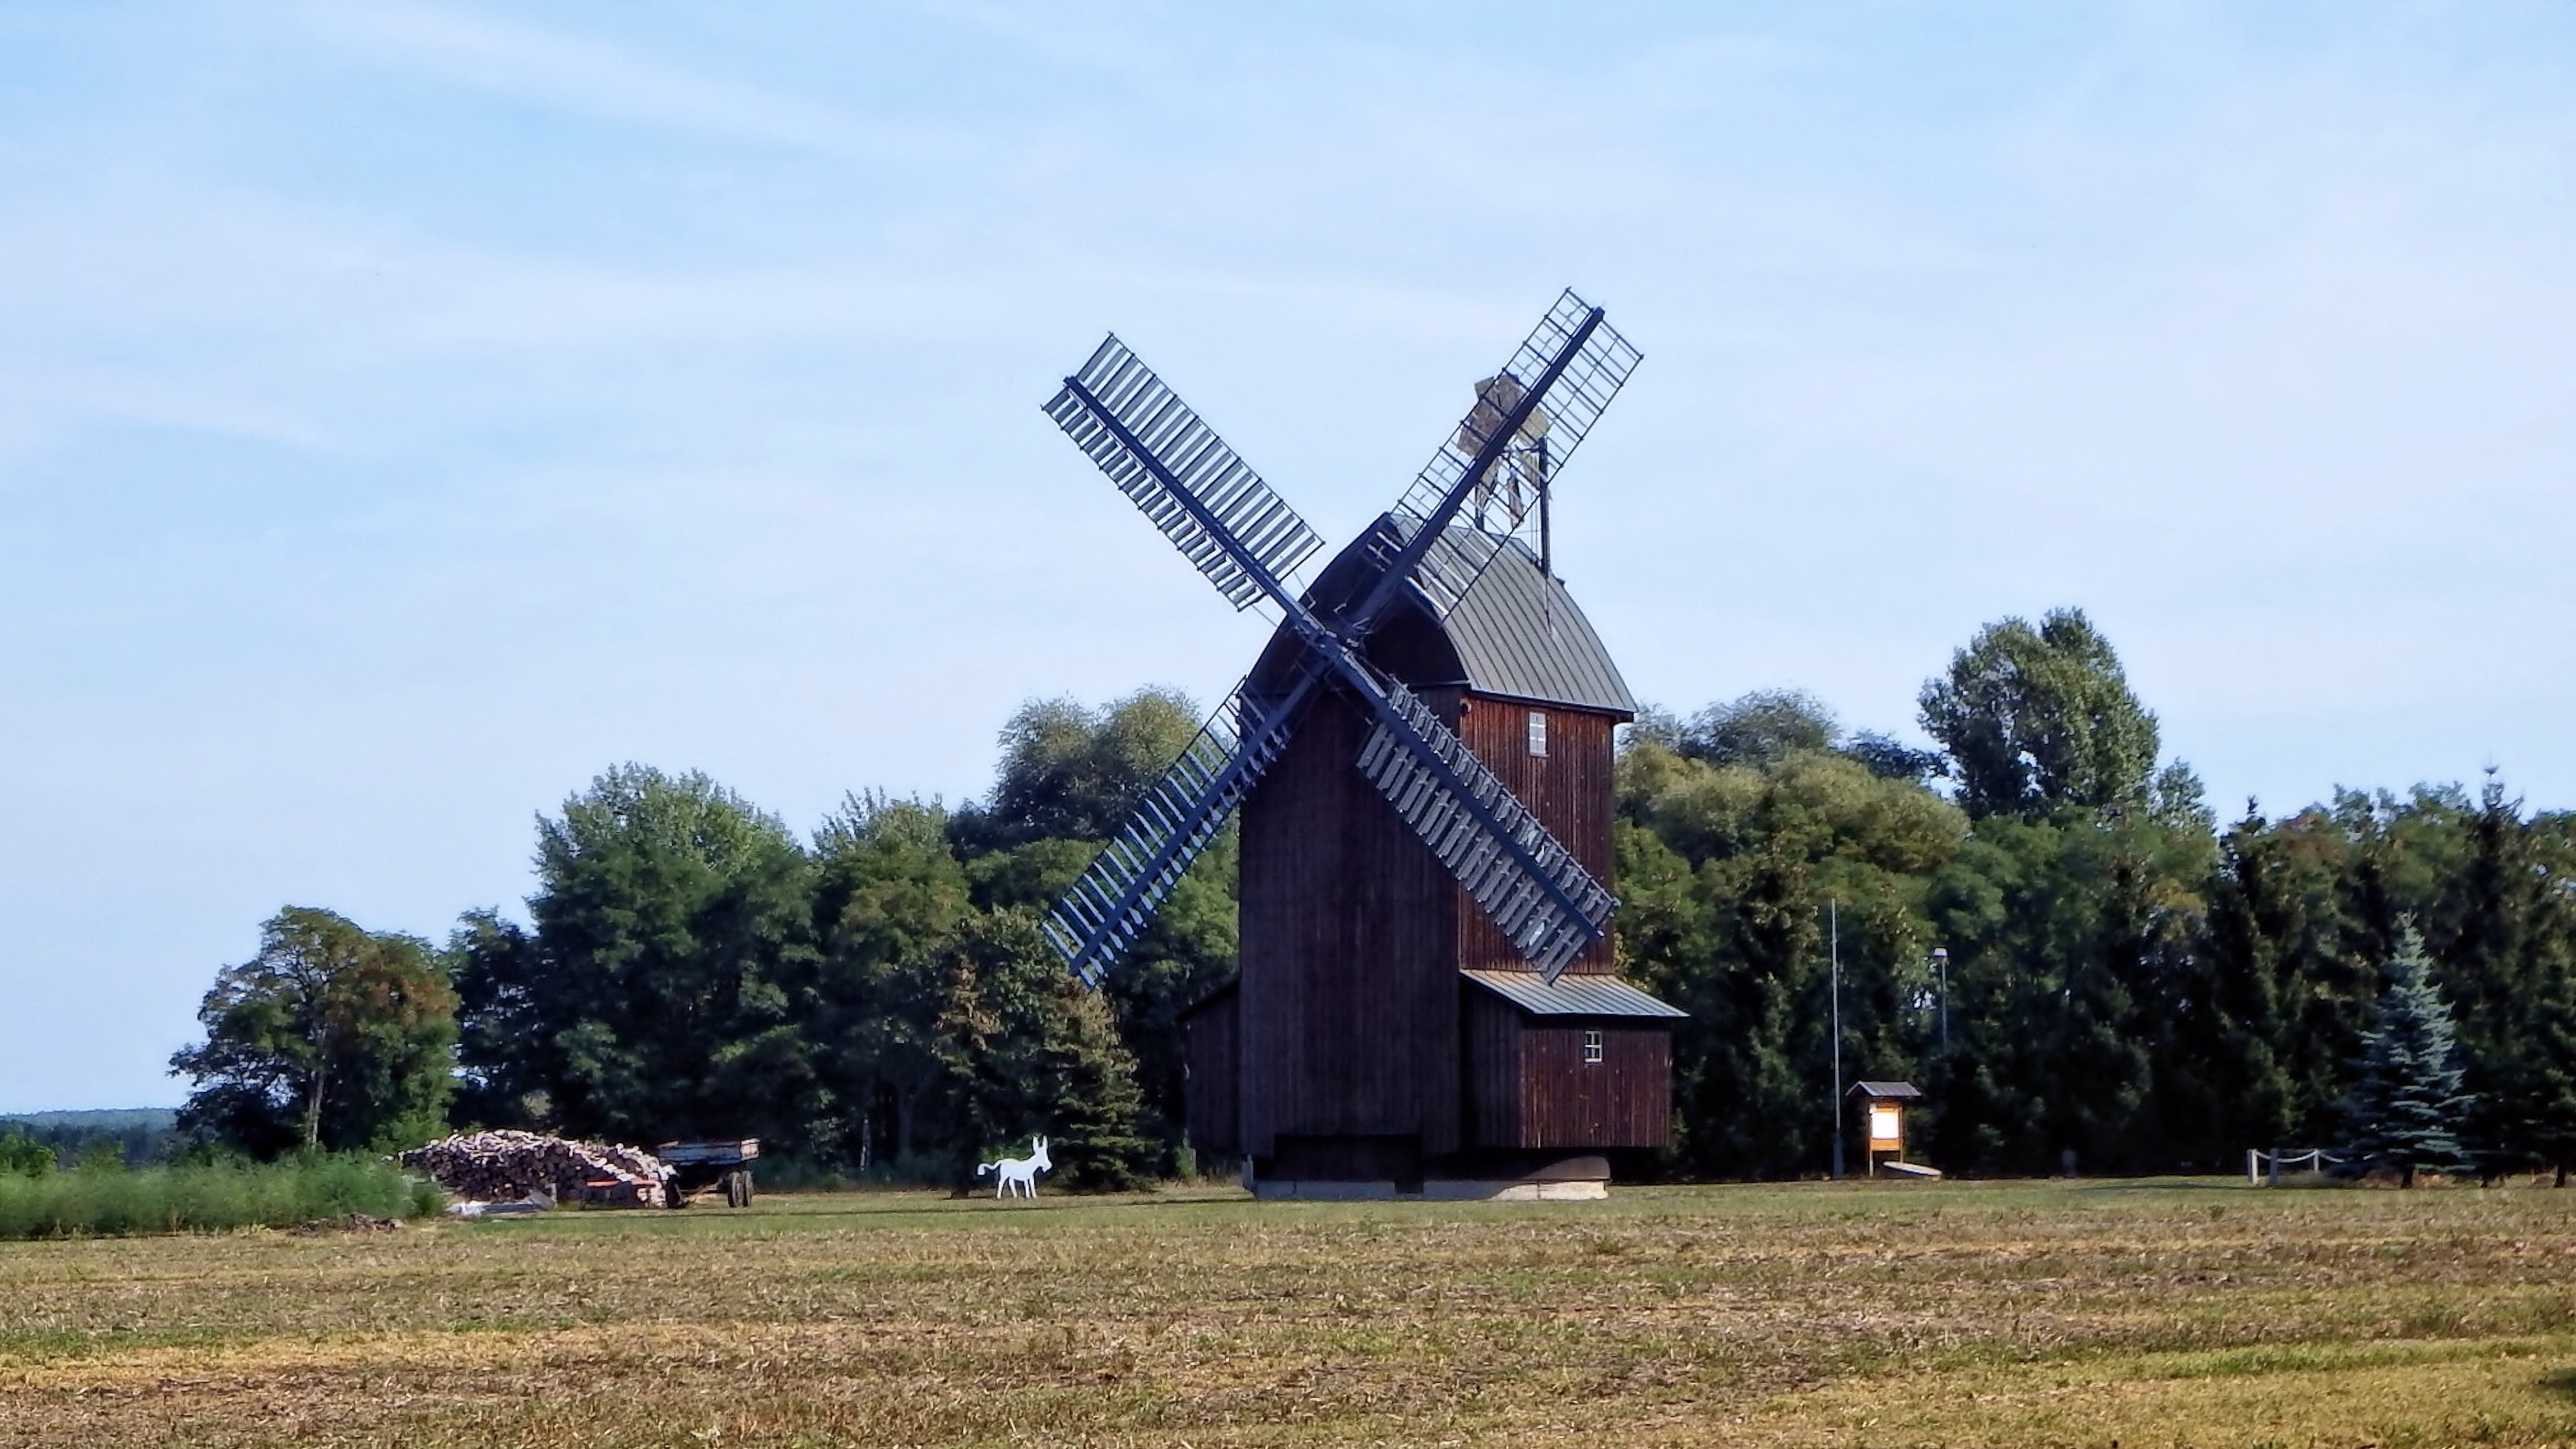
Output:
[0, 1108, 179, 1134]
[0, 1108, 185, 1168]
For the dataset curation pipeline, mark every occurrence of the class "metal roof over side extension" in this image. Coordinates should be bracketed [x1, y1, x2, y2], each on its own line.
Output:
[1463, 969, 1687, 1019]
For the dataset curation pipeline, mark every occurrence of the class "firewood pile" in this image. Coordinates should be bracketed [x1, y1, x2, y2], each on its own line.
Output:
[399, 1130, 674, 1207]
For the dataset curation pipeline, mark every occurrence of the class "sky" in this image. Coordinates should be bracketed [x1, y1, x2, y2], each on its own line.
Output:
[4, 2, 2574, 1112]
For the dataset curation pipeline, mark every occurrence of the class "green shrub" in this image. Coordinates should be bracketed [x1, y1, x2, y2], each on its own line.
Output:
[0, 1155, 441, 1239]
[0, 1129, 54, 1177]
[72, 1138, 128, 1173]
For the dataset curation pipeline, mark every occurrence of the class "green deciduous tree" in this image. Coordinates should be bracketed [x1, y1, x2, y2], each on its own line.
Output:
[1679, 689, 1838, 767]
[1617, 736, 1965, 1178]
[1919, 608, 2165, 821]
[806, 792, 976, 1172]
[929, 910, 1153, 1193]
[171, 907, 457, 1157]
[0, 1131, 54, 1176]
[952, 689, 1235, 1173]
[452, 765, 819, 1148]
[2343, 924, 2473, 1185]
[949, 689, 1202, 853]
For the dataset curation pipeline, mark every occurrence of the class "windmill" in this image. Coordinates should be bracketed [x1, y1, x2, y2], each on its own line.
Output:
[1040, 290, 1684, 1198]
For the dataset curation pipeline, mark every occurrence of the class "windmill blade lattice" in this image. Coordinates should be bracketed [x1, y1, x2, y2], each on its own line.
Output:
[1375, 290, 1642, 616]
[1046, 336, 1324, 613]
[1041, 672, 1317, 985]
[1035, 294, 1636, 988]
[1356, 683, 1617, 981]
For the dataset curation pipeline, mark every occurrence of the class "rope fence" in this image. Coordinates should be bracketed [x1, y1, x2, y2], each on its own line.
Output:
[2246, 1147, 2348, 1185]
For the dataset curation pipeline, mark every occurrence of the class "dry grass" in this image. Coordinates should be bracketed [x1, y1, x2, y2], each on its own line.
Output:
[2, 1178, 2573, 1446]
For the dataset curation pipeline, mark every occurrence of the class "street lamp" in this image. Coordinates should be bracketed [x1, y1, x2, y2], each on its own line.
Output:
[1930, 947, 1950, 1055]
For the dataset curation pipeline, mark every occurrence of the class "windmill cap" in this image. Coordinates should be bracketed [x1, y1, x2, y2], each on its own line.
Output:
[1248, 514, 1636, 717]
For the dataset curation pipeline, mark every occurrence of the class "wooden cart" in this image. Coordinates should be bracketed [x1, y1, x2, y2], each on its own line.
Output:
[657, 1139, 759, 1208]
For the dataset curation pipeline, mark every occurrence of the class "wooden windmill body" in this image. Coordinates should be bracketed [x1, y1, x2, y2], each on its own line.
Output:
[1038, 292, 1684, 1198]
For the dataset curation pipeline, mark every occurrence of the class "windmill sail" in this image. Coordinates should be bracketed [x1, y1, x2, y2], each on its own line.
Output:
[1041, 672, 1318, 985]
[1046, 336, 1324, 613]
[1354, 683, 1617, 981]
[1036, 294, 1636, 988]
[1374, 290, 1642, 616]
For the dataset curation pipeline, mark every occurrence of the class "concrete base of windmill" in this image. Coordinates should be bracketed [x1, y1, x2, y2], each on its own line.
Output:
[1251, 1155, 1611, 1202]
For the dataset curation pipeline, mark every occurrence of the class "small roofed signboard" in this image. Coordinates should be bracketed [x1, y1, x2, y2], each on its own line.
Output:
[1848, 1081, 1937, 1179]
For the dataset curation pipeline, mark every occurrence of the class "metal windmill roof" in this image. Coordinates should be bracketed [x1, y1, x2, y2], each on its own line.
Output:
[1462, 969, 1688, 1019]
[1250, 517, 1638, 718]
[1438, 530, 1637, 716]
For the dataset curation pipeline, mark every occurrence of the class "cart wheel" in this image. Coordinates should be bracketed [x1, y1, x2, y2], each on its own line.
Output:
[741, 1169, 754, 1205]
[724, 1170, 747, 1208]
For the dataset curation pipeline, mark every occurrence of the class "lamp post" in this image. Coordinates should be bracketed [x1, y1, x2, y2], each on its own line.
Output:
[1829, 898, 1843, 1181]
[1931, 947, 1949, 1055]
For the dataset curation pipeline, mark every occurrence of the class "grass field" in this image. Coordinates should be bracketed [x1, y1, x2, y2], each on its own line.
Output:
[2, 1178, 2573, 1447]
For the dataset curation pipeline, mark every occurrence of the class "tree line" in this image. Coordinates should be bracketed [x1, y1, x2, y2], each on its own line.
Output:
[170, 608, 2576, 1184]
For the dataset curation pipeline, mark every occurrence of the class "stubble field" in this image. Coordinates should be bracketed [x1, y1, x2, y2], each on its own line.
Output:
[2, 1178, 2572, 1448]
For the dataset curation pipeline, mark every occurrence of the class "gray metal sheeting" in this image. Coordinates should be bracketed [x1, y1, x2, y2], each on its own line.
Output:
[1462, 969, 1688, 1019]
[1441, 536, 1637, 716]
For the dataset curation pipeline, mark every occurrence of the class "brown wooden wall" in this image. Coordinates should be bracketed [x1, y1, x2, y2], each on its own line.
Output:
[1518, 1021, 1670, 1149]
[1463, 987, 1524, 1147]
[1181, 985, 1239, 1155]
[1237, 682, 1463, 1162]
[1451, 701, 1620, 974]
[1465, 985, 1672, 1151]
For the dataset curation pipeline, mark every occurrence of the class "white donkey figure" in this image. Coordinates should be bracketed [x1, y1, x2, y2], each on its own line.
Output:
[976, 1136, 1052, 1199]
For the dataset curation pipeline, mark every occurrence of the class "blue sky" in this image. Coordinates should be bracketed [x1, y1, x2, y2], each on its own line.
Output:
[5, 2, 2573, 1111]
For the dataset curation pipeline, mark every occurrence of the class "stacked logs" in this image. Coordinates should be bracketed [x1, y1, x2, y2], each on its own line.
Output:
[400, 1130, 674, 1207]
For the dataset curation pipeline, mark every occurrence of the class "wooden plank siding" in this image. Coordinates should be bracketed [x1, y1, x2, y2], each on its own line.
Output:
[1449, 701, 1621, 974]
[1517, 1021, 1671, 1149]
[1181, 984, 1240, 1155]
[1462, 986, 1523, 1148]
[1237, 682, 1463, 1163]
[1464, 986, 1673, 1151]
[1236, 674, 1659, 1169]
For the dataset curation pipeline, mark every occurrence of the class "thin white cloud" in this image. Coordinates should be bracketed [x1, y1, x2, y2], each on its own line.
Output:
[299, 0, 949, 164]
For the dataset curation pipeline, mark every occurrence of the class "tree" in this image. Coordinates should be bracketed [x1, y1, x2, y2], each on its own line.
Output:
[0, 1131, 52, 1176]
[2170, 803, 2344, 1161]
[807, 792, 976, 1172]
[1841, 731, 1946, 784]
[1680, 689, 1837, 767]
[927, 911, 1153, 1193]
[950, 689, 1236, 1172]
[1924, 806, 2207, 1176]
[171, 907, 457, 1157]
[949, 689, 1201, 854]
[1919, 608, 2164, 821]
[2524, 812, 2576, 1183]
[452, 765, 819, 1148]
[2440, 775, 2576, 1176]
[1616, 733, 1965, 1178]
[2343, 924, 2473, 1186]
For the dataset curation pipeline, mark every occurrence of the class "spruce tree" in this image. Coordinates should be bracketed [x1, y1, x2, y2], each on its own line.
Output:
[2343, 924, 2474, 1185]
[1041, 977, 1154, 1192]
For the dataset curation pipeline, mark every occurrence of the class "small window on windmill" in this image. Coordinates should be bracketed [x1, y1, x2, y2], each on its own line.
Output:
[1527, 710, 1548, 757]
[1583, 1029, 1603, 1064]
